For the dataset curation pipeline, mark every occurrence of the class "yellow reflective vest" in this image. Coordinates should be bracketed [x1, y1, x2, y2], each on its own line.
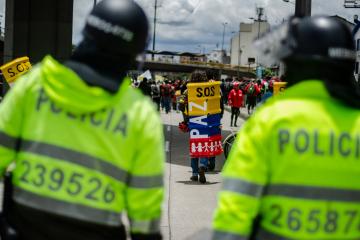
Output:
[0, 56, 165, 234]
[213, 80, 360, 240]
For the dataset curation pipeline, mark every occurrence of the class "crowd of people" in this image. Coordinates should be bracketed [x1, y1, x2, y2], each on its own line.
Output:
[222, 76, 281, 113]
[135, 77, 187, 114]
[134, 73, 282, 125]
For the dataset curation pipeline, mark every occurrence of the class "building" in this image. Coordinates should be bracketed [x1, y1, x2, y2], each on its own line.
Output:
[230, 20, 270, 67]
[145, 51, 206, 64]
[207, 49, 229, 64]
[179, 52, 206, 63]
[145, 51, 181, 63]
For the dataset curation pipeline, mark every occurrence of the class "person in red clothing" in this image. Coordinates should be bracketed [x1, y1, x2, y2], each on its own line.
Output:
[245, 79, 261, 115]
[228, 81, 244, 127]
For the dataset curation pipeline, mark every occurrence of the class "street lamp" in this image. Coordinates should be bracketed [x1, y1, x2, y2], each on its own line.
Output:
[221, 22, 228, 51]
[152, 0, 159, 60]
[283, 0, 312, 17]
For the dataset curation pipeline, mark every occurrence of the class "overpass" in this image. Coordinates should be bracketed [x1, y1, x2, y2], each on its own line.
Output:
[141, 61, 256, 78]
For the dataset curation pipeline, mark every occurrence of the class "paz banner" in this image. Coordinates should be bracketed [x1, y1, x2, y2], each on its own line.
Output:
[188, 114, 221, 136]
[0, 57, 32, 84]
[187, 81, 223, 157]
[187, 81, 221, 116]
[189, 135, 223, 157]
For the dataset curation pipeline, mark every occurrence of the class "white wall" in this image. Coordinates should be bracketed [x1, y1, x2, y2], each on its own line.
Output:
[230, 21, 270, 67]
[208, 50, 226, 63]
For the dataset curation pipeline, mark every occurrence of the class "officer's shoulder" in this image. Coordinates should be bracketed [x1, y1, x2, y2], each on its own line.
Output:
[126, 86, 158, 113]
[9, 64, 43, 93]
[253, 96, 288, 120]
[254, 94, 312, 125]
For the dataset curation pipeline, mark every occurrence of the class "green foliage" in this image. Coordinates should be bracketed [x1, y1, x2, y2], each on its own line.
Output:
[263, 68, 274, 77]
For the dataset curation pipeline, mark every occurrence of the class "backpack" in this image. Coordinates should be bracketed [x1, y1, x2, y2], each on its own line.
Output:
[151, 85, 160, 97]
[248, 84, 255, 95]
[162, 84, 171, 96]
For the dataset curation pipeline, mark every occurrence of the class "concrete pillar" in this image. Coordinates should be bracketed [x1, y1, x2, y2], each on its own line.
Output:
[4, 0, 73, 64]
[295, 0, 312, 17]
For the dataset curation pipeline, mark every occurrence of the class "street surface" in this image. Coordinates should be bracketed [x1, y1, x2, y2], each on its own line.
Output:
[160, 106, 249, 240]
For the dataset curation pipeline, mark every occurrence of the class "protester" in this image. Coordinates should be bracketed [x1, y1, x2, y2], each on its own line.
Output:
[160, 80, 172, 114]
[151, 81, 161, 111]
[245, 79, 260, 115]
[228, 81, 244, 127]
[138, 77, 152, 97]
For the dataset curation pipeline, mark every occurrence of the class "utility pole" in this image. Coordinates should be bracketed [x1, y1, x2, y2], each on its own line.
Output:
[152, 0, 158, 61]
[221, 22, 228, 51]
[295, 0, 312, 17]
[93, 0, 97, 8]
[255, 7, 264, 72]
[256, 7, 264, 38]
[237, 25, 241, 79]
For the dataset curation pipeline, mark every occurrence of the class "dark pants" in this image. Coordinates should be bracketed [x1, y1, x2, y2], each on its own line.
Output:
[247, 96, 257, 112]
[191, 157, 216, 175]
[152, 97, 160, 111]
[230, 107, 240, 126]
[162, 96, 171, 113]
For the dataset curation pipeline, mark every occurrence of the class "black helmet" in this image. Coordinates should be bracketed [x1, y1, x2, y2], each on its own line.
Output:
[283, 16, 355, 65]
[255, 16, 359, 107]
[83, 0, 149, 57]
[255, 16, 356, 85]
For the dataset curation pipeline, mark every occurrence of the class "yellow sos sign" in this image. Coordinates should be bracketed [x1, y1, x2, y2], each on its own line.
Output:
[187, 81, 221, 116]
[273, 82, 287, 96]
[0, 57, 32, 83]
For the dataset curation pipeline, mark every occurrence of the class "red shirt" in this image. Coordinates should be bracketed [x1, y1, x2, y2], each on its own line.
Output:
[228, 89, 244, 108]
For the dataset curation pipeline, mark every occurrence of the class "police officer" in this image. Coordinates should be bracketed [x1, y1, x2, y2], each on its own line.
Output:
[212, 16, 360, 239]
[0, 0, 164, 240]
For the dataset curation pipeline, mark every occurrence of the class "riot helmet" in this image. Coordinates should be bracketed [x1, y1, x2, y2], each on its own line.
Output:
[83, 0, 149, 57]
[255, 16, 356, 86]
[70, 0, 149, 84]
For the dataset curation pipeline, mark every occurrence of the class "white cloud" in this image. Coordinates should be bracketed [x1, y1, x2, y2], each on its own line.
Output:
[0, 0, 359, 54]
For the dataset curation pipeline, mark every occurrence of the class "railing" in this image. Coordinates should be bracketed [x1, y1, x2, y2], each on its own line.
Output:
[146, 59, 255, 72]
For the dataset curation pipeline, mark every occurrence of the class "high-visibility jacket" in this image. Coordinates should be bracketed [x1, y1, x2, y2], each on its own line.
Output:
[0, 56, 165, 235]
[213, 80, 360, 240]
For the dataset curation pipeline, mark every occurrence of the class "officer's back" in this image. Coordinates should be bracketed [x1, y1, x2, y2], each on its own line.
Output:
[212, 16, 360, 240]
[0, 1, 164, 240]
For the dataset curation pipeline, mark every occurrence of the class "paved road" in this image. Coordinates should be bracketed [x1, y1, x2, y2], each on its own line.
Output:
[160, 107, 249, 240]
